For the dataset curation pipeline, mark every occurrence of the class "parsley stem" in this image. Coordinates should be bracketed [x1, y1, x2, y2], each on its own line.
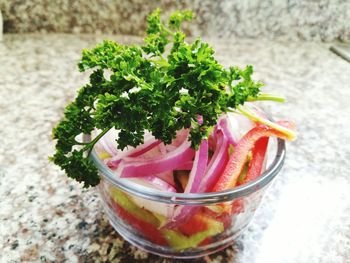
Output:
[236, 105, 297, 141]
[83, 127, 111, 156]
[247, 93, 285, 103]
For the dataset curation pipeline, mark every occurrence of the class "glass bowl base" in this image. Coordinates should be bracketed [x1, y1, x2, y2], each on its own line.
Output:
[105, 205, 243, 259]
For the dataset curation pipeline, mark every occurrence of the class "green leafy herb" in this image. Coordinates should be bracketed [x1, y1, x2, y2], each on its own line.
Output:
[51, 9, 265, 187]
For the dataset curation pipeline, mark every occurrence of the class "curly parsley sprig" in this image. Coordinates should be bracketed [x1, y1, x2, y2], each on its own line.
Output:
[51, 9, 268, 187]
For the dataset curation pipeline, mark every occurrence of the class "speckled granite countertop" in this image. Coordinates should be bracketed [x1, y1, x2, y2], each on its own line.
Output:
[1, 34, 350, 263]
[2, 0, 350, 42]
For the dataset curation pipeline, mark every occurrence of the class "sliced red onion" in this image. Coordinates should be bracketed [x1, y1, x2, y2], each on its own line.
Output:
[165, 129, 189, 151]
[155, 171, 176, 188]
[168, 140, 209, 226]
[117, 137, 195, 178]
[107, 159, 121, 168]
[217, 117, 237, 146]
[107, 136, 161, 168]
[157, 142, 168, 155]
[95, 128, 119, 156]
[184, 140, 208, 193]
[165, 145, 177, 152]
[226, 112, 255, 142]
[128, 140, 162, 157]
[127, 177, 175, 217]
[169, 128, 229, 224]
[138, 141, 164, 159]
[198, 130, 229, 193]
[107, 129, 190, 169]
[128, 176, 177, 193]
[174, 161, 193, 170]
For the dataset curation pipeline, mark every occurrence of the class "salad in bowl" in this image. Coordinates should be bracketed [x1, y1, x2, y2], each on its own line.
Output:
[51, 9, 296, 258]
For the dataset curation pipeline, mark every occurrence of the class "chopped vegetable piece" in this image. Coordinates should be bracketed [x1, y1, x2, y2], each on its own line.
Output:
[107, 137, 162, 168]
[184, 140, 208, 193]
[212, 121, 296, 192]
[110, 188, 160, 226]
[197, 129, 229, 193]
[240, 137, 269, 185]
[163, 219, 223, 250]
[237, 106, 297, 140]
[217, 117, 237, 146]
[178, 213, 223, 236]
[110, 198, 168, 245]
[155, 171, 177, 188]
[126, 177, 176, 217]
[236, 159, 250, 185]
[117, 137, 195, 178]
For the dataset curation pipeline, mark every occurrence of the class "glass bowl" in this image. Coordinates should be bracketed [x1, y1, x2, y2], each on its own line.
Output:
[86, 135, 286, 258]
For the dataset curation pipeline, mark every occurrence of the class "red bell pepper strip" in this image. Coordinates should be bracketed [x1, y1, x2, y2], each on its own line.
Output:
[236, 106, 270, 185]
[239, 137, 269, 185]
[212, 121, 295, 192]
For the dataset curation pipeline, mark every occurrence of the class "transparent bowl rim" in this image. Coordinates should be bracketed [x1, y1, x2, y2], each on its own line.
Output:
[86, 134, 286, 205]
